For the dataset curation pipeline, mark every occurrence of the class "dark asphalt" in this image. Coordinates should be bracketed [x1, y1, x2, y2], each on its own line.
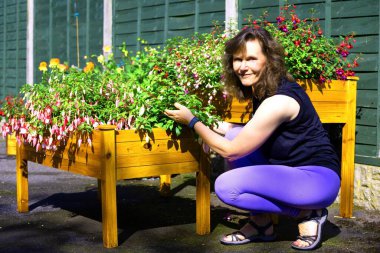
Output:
[0, 140, 379, 253]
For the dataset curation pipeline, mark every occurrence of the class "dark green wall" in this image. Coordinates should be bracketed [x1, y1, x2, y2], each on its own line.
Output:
[113, 0, 225, 54]
[0, 0, 379, 166]
[0, 0, 27, 99]
[239, 0, 380, 166]
[34, 0, 103, 82]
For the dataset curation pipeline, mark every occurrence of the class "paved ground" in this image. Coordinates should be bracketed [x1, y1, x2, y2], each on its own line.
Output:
[0, 140, 379, 253]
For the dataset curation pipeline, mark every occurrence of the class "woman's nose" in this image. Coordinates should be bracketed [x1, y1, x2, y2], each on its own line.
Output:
[240, 60, 248, 70]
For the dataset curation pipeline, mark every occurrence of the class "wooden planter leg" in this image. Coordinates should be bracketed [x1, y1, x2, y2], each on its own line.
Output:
[196, 150, 210, 235]
[339, 79, 357, 218]
[16, 143, 28, 212]
[99, 126, 118, 248]
[159, 174, 172, 197]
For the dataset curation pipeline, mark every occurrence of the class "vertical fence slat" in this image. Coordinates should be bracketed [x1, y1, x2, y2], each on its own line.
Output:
[26, 0, 33, 86]
[2, 1, 7, 97]
[325, 0, 331, 37]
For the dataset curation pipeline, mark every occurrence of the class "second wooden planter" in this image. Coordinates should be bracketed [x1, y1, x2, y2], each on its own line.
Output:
[13, 126, 210, 248]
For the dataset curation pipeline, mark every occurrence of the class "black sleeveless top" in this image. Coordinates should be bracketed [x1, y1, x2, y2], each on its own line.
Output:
[258, 79, 341, 177]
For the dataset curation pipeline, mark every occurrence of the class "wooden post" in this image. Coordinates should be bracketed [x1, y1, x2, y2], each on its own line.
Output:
[196, 150, 210, 235]
[159, 174, 172, 197]
[339, 77, 358, 218]
[98, 125, 118, 248]
[16, 143, 28, 212]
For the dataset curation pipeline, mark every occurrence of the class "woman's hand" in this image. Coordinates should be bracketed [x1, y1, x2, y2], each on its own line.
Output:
[164, 102, 194, 126]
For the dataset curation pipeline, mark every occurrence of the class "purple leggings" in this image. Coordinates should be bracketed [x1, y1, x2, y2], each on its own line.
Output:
[214, 126, 340, 217]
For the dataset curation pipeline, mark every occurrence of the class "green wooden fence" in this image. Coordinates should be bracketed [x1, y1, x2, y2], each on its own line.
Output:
[34, 0, 103, 82]
[0, 0, 379, 166]
[237, 0, 379, 166]
[0, 0, 27, 99]
[113, 0, 225, 54]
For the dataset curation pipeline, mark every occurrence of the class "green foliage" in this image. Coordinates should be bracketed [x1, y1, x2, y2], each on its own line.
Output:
[1, 32, 227, 150]
[1, 3, 359, 150]
[244, 3, 358, 83]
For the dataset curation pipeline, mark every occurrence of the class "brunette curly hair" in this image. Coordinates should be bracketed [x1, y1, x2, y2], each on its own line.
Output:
[223, 27, 294, 101]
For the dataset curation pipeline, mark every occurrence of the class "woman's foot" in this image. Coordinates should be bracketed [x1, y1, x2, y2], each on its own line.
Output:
[291, 208, 328, 250]
[220, 214, 276, 245]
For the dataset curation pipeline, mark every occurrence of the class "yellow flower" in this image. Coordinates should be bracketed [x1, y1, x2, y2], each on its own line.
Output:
[116, 67, 123, 73]
[58, 64, 69, 72]
[38, 61, 48, 72]
[97, 55, 104, 64]
[83, 62, 95, 73]
[103, 45, 112, 53]
[49, 58, 60, 68]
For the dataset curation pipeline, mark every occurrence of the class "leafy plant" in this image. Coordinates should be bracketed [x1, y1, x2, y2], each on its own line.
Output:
[244, 2, 358, 83]
[1, 3, 359, 150]
[1, 32, 227, 150]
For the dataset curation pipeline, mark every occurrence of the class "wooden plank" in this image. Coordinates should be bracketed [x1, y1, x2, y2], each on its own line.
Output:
[167, 29, 196, 39]
[340, 77, 357, 218]
[141, 0, 165, 7]
[350, 35, 378, 54]
[99, 126, 118, 248]
[356, 143, 377, 157]
[115, 0, 138, 10]
[331, 16, 379, 36]
[196, 150, 210, 235]
[355, 155, 380, 166]
[117, 161, 199, 180]
[168, 1, 195, 16]
[116, 138, 199, 155]
[198, 12, 224, 27]
[351, 54, 378, 72]
[356, 125, 377, 145]
[140, 5, 165, 19]
[22, 143, 103, 167]
[159, 174, 172, 196]
[168, 16, 195, 30]
[115, 127, 194, 143]
[199, 0, 224, 12]
[356, 72, 377, 90]
[16, 143, 28, 212]
[357, 90, 377, 108]
[20, 149, 102, 178]
[140, 18, 165, 32]
[332, 0, 379, 18]
[117, 151, 199, 168]
[115, 9, 138, 23]
[140, 31, 165, 44]
[239, 0, 279, 9]
[356, 107, 377, 126]
[6, 133, 16, 156]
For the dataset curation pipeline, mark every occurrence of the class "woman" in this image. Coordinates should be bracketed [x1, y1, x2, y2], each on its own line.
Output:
[164, 27, 340, 251]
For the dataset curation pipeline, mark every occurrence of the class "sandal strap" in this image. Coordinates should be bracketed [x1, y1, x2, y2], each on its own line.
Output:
[228, 231, 247, 242]
[247, 220, 273, 236]
[297, 235, 317, 246]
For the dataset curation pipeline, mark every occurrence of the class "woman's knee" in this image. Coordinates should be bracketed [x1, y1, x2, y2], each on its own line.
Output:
[214, 172, 240, 205]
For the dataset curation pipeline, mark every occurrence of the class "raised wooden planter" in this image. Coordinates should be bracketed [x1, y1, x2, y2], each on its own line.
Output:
[6, 76, 358, 248]
[223, 77, 358, 218]
[11, 126, 210, 248]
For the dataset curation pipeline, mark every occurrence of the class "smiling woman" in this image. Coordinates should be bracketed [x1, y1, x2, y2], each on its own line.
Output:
[165, 26, 341, 251]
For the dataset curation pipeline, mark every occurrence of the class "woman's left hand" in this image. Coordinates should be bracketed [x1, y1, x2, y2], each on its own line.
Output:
[164, 102, 194, 126]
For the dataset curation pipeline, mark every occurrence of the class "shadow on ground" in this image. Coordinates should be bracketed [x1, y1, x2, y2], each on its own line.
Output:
[0, 145, 379, 253]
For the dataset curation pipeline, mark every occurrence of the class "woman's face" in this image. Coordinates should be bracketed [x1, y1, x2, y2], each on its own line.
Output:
[232, 39, 267, 87]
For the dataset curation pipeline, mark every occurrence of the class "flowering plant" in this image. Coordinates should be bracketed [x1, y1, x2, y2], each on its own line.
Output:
[244, 2, 359, 83]
[1, 31, 227, 151]
[1, 3, 359, 150]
